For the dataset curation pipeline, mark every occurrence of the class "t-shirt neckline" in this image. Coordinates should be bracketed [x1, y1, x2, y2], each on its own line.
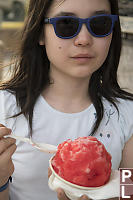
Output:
[39, 95, 94, 117]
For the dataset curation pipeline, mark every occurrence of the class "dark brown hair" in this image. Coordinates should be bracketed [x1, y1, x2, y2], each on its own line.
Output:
[1, 0, 133, 135]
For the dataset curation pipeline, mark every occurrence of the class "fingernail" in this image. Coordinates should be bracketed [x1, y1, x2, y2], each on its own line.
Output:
[57, 188, 63, 197]
[82, 195, 88, 200]
[8, 129, 12, 134]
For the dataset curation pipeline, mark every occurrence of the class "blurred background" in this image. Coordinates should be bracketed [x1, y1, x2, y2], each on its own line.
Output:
[0, 0, 133, 92]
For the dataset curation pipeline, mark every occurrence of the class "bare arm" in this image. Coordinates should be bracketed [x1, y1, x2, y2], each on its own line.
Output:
[0, 124, 17, 200]
[0, 187, 9, 200]
[120, 134, 133, 168]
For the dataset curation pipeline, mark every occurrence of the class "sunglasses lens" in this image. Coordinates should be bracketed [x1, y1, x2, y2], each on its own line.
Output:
[56, 17, 79, 38]
[90, 16, 112, 36]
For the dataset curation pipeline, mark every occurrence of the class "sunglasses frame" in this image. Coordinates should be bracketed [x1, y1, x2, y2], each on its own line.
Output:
[44, 14, 118, 39]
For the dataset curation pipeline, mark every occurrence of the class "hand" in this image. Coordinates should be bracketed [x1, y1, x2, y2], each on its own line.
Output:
[0, 124, 17, 187]
[48, 168, 91, 200]
[57, 188, 91, 200]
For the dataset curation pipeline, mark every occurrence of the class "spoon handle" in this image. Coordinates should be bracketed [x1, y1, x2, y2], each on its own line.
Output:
[8, 134, 57, 154]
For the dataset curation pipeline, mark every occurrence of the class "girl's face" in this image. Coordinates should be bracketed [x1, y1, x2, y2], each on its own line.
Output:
[40, 0, 112, 81]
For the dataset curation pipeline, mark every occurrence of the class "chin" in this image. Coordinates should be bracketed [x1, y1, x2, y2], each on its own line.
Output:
[70, 73, 92, 80]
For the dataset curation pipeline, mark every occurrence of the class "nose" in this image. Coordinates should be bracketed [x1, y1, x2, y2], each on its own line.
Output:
[74, 24, 93, 46]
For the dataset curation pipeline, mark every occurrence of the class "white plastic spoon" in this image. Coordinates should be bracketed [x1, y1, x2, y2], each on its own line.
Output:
[8, 134, 57, 154]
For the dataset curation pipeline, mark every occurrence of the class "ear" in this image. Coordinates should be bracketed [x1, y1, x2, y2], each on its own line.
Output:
[39, 31, 45, 45]
[39, 38, 45, 46]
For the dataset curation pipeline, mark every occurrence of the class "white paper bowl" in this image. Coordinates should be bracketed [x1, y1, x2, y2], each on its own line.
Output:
[48, 157, 120, 200]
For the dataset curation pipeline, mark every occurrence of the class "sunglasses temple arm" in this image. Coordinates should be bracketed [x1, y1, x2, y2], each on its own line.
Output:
[44, 18, 50, 24]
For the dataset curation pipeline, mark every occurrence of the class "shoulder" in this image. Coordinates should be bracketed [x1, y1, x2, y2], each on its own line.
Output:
[116, 98, 133, 131]
[102, 97, 133, 117]
[0, 89, 16, 108]
[105, 98, 133, 142]
[116, 98, 133, 112]
[0, 90, 19, 120]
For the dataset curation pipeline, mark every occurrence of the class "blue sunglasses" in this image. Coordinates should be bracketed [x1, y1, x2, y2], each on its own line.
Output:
[44, 14, 118, 39]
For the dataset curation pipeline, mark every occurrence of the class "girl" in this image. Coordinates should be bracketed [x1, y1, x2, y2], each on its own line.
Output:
[0, 0, 133, 199]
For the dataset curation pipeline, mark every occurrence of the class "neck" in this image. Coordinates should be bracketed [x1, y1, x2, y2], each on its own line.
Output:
[42, 71, 92, 113]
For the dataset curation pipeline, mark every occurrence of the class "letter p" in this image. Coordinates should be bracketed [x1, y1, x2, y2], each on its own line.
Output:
[122, 170, 132, 183]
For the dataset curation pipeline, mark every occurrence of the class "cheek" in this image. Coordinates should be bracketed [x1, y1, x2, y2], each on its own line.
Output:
[46, 43, 64, 61]
[97, 35, 112, 62]
[45, 29, 66, 52]
[44, 36, 68, 66]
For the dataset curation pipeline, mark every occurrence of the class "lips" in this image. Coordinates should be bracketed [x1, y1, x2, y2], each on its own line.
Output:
[71, 54, 94, 64]
[72, 54, 94, 59]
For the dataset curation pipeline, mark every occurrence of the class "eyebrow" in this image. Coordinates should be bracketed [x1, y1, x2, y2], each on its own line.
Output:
[94, 10, 111, 15]
[53, 10, 111, 17]
[53, 12, 76, 17]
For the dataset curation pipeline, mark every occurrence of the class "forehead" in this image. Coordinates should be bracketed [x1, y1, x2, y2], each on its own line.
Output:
[47, 0, 111, 17]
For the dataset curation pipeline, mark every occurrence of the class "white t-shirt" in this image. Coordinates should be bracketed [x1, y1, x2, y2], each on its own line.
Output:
[0, 90, 133, 200]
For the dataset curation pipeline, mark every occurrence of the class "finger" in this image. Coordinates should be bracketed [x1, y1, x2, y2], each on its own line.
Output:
[0, 137, 16, 154]
[0, 127, 12, 138]
[48, 167, 52, 178]
[57, 188, 70, 200]
[7, 160, 15, 176]
[1, 143, 17, 160]
[0, 159, 15, 177]
[79, 195, 91, 200]
[0, 124, 6, 127]
[0, 124, 5, 127]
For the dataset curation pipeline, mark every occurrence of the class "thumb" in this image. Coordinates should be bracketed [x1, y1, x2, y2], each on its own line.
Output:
[48, 167, 52, 178]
